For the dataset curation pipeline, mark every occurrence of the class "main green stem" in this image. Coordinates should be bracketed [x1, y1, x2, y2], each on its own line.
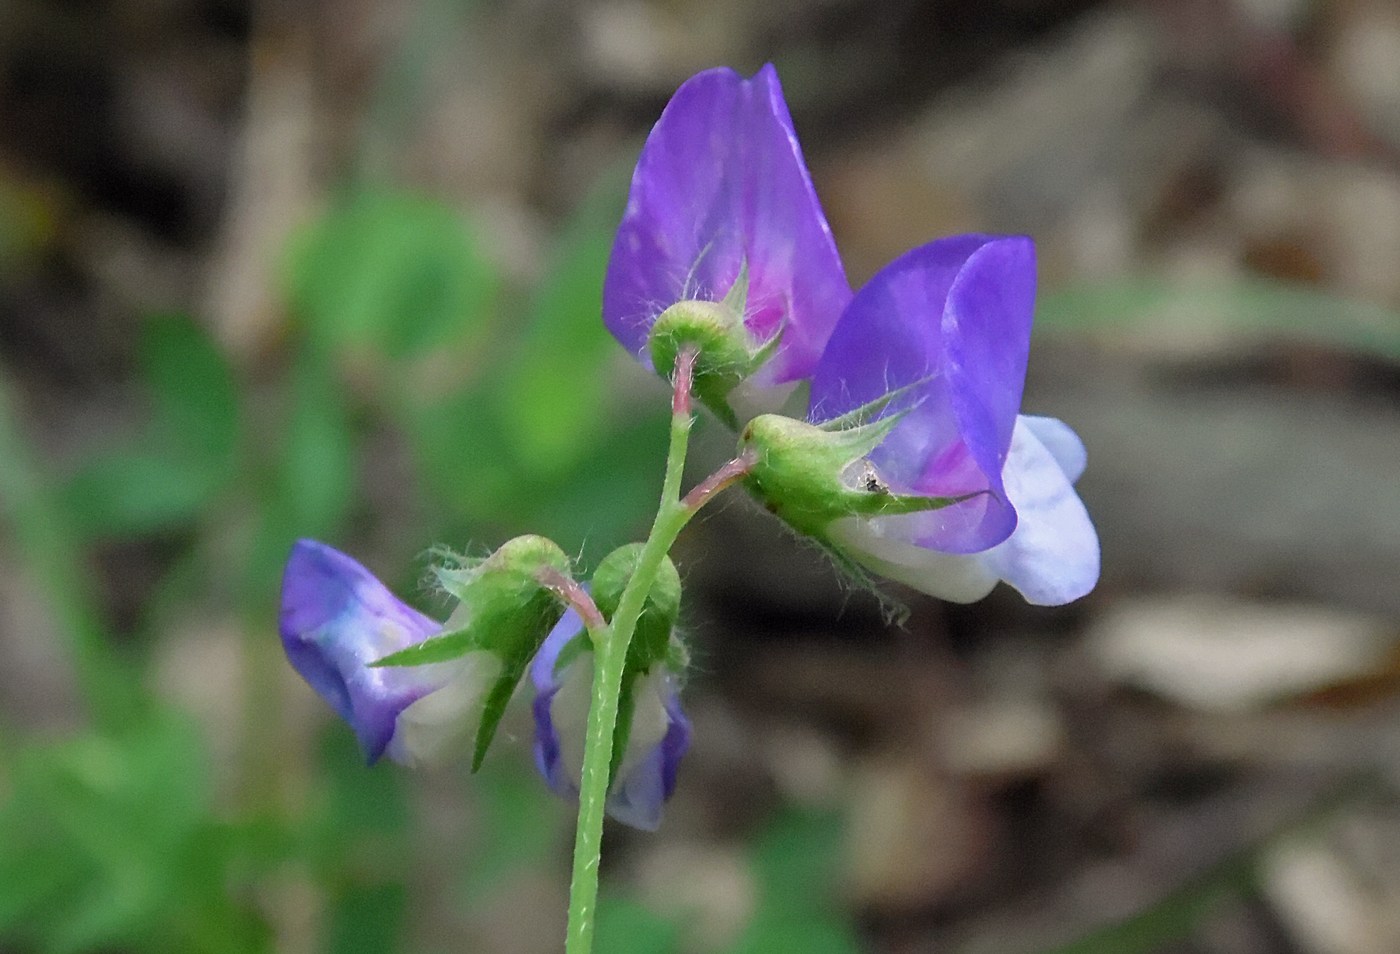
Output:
[564, 351, 700, 954]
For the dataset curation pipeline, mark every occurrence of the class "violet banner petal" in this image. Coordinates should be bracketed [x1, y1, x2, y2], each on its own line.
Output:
[603, 64, 850, 384]
[279, 539, 445, 763]
[655, 685, 691, 801]
[530, 685, 571, 799]
[809, 234, 1036, 553]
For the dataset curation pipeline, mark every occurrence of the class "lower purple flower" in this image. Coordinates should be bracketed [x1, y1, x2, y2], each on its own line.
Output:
[279, 539, 500, 765]
[531, 609, 691, 831]
[805, 233, 1099, 604]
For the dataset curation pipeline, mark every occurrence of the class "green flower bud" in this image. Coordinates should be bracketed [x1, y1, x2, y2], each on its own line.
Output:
[587, 543, 687, 785]
[646, 265, 780, 426]
[435, 534, 571, 621]
[591, 543, 683, 675]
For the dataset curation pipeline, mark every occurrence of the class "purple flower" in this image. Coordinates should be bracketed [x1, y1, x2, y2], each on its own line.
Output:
[531, 608, 691, 831]
[604, 64, 850, 402]
[279, 540, 499, 765]
[807, 234, 1099, 604]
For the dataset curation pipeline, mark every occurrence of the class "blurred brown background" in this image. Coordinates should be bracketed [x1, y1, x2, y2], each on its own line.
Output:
[3, 1, 1400, 953]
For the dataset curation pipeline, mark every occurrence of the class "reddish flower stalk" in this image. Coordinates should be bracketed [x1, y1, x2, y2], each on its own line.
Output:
[682, 449, 757, 513]
[535, 566, 606, 634]
[671, 345, 698, 417]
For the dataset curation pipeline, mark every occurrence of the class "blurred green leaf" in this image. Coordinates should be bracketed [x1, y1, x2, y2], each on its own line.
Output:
[594, 896, 684, 954]
[0, 713, 268, 954]
[286, 190, 496, 360]
[1037, 278, 1400, 361]
[140, 314, 240, 461]
[498, 179, 626, 475]
[62, 450, 224, 537]
[404, 383, 517, 523]
[318, 727, 410, 841]
[243, 347, 357, 604]
[277, 348, 357, 537]
[397, 169, 666, 557]
[326, 883, 405, 954]
[732, 919, 862, 954]
[405, 377, 666, 561]
[61, 314, 241, 538]
[0, 371, 137, 727]
[315, 732, 409, 954]
[460, 760, 562, 901]
[523, 413, 669, 561]
[730, 811, 862, 954]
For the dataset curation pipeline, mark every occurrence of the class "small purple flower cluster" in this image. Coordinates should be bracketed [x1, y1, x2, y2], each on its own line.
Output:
[278, 64, 1098, 832]
[280, 540, 689, 830]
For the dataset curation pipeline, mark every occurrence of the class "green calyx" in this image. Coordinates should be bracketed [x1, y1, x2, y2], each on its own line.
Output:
[371, 534, 571, 770]
[738, 413, 980, 540]
[647, 266, 778, 427]
[648, 301, 750, 427]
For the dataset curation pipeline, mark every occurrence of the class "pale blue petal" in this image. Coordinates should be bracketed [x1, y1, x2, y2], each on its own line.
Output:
[530, 607, 586, 800]
[978, 417, 1099, 605]
[604, 676, 691, 831]
[530, 615, 691, 831]
[1021, 415, 1087, 483]
[830, 417, 1097, 605]
[828, 516, 1001, 603]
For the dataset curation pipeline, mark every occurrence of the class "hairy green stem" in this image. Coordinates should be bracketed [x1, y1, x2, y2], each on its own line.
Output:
[564, 349, 706, 954]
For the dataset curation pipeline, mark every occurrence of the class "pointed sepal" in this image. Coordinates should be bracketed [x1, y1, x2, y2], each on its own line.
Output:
[738, 412, 977, 540]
